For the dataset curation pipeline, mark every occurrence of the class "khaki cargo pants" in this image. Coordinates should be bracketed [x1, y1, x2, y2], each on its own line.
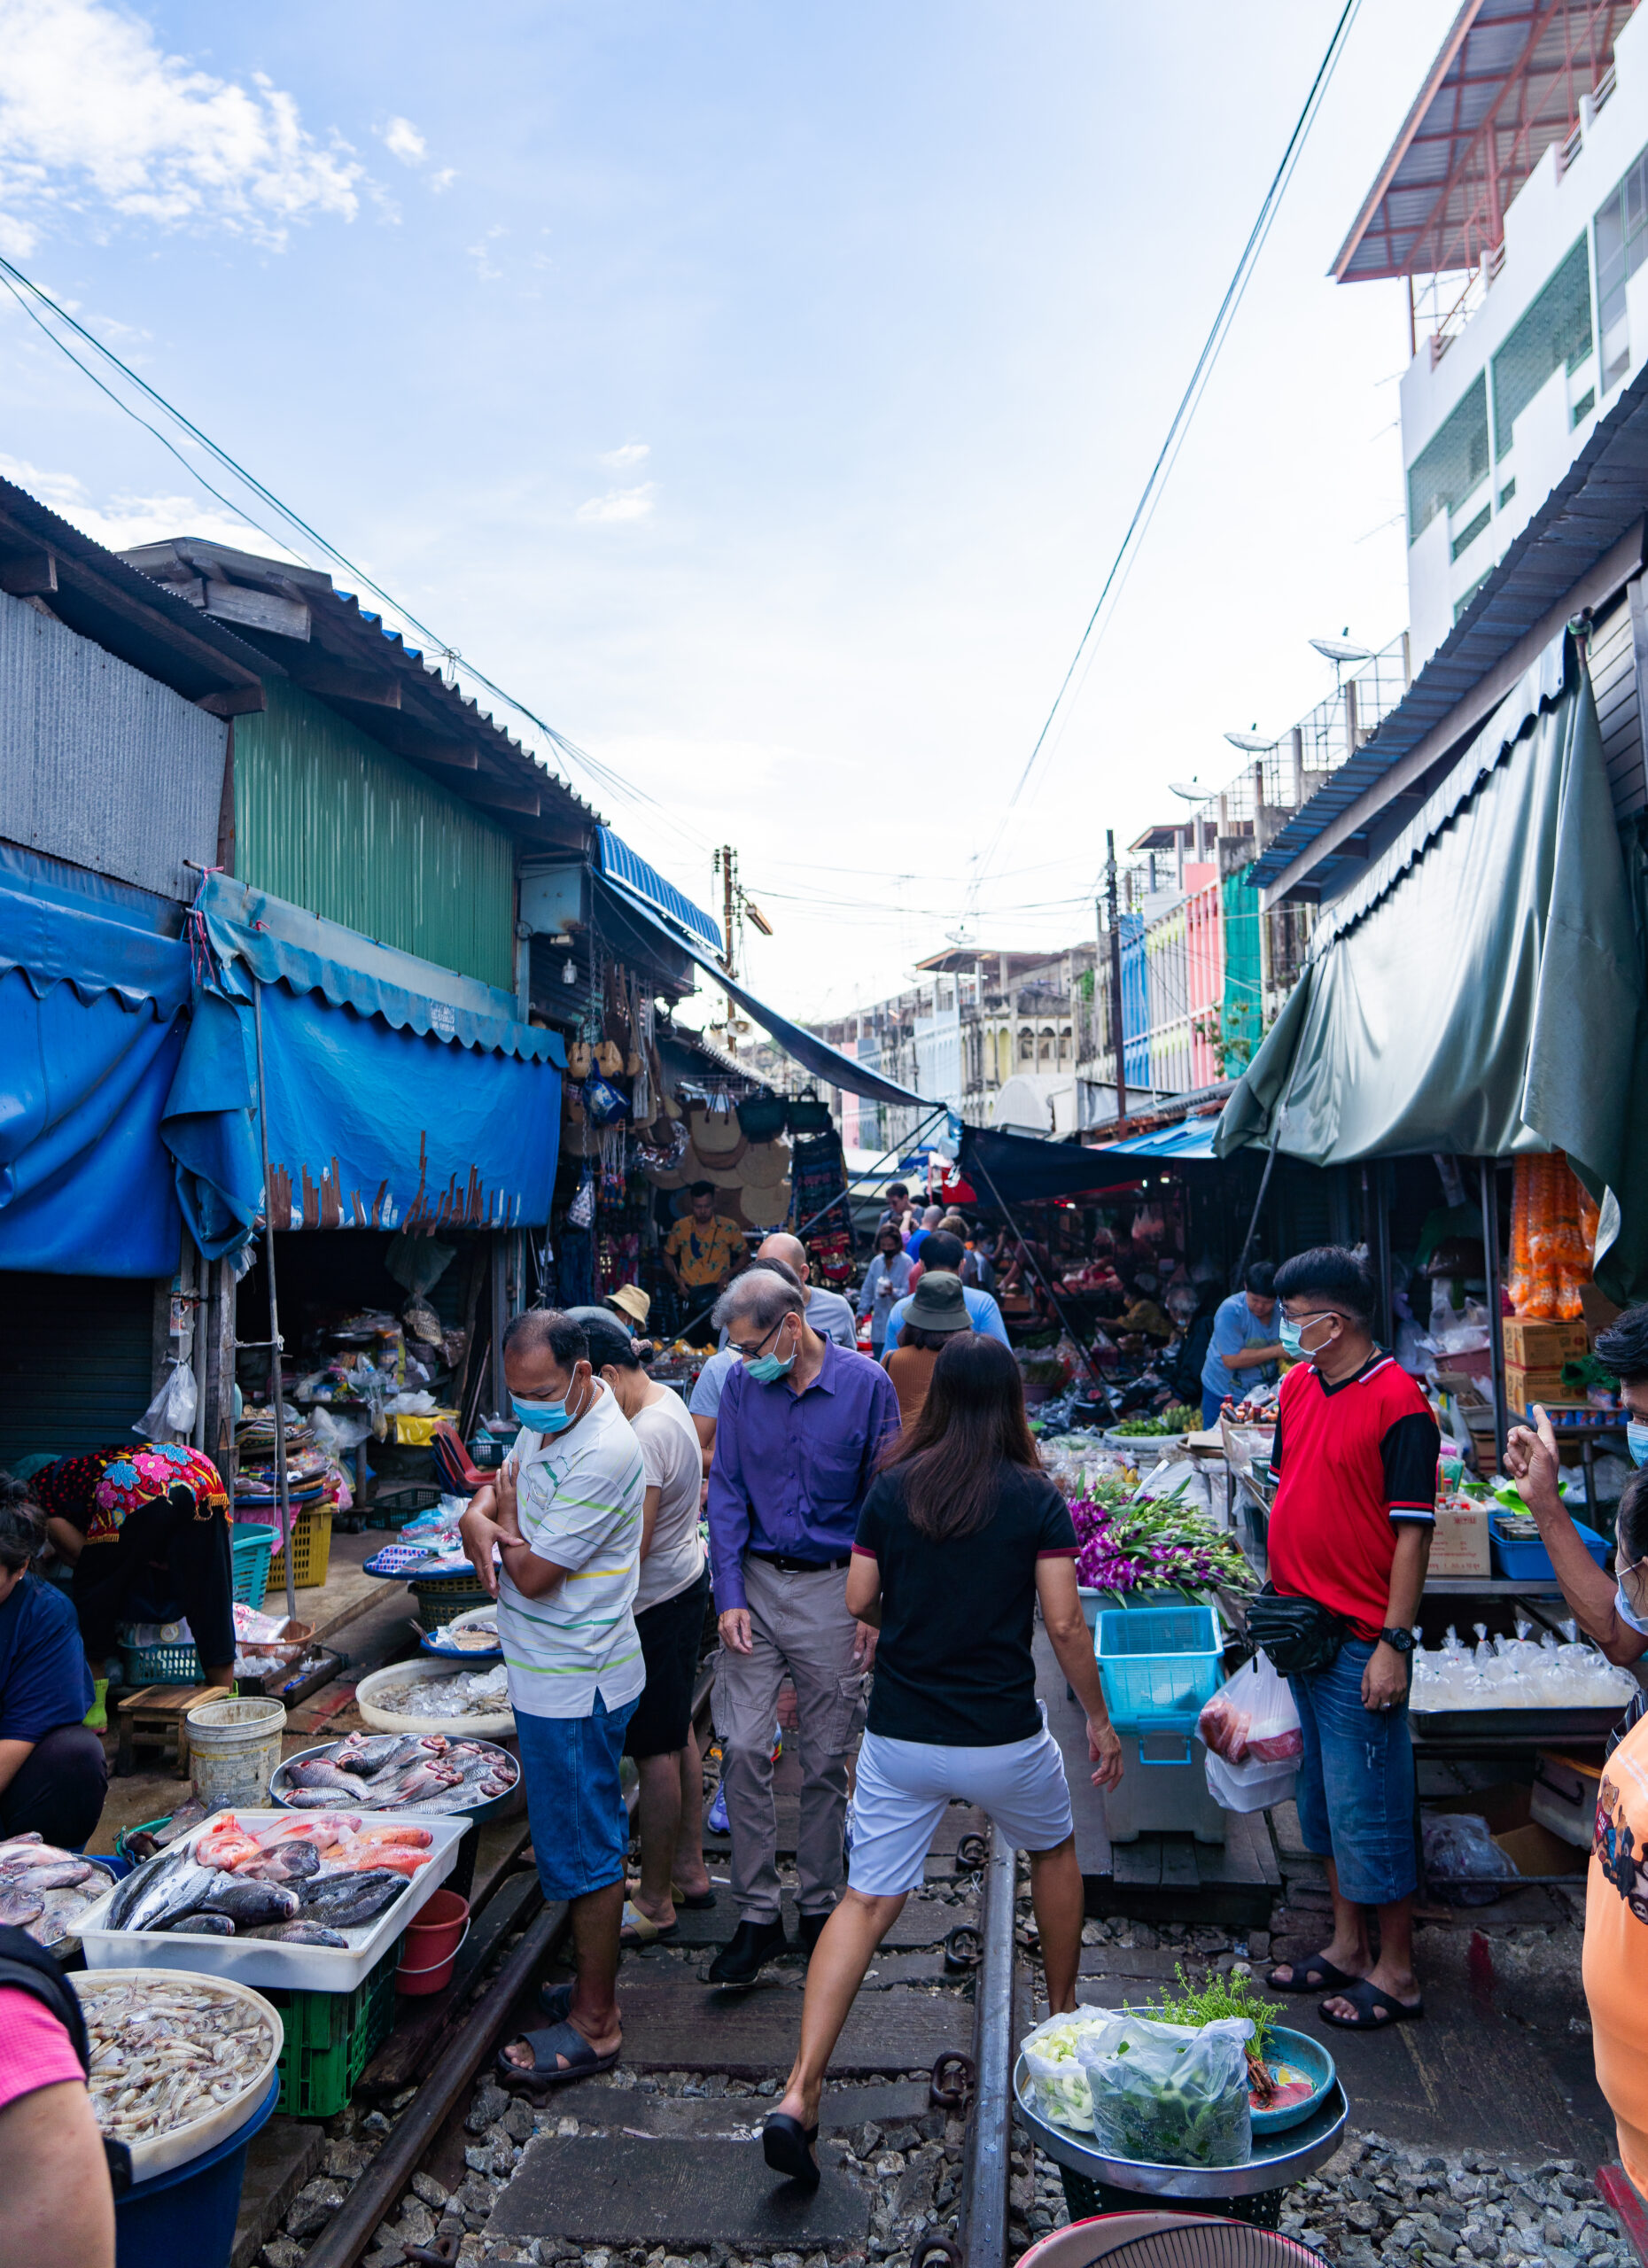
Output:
[712, 1554, 866, 1922]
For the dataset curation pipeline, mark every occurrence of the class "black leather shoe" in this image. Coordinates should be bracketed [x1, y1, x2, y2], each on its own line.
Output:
[797, 1908, 833, 1957]
[708, 1916, 789, 1984]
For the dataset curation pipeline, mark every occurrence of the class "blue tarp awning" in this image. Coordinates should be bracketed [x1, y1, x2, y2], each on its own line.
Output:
[0, 848, 191, 1276]
[171, 877, 565, 1255]
[1094, 1118, 1221, 1161]
[595, 872, 935, 1111]
[596, 830, 725, 953]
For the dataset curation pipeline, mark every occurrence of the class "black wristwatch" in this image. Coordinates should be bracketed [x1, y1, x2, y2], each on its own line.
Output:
[1379, 1627, 1416, 1655]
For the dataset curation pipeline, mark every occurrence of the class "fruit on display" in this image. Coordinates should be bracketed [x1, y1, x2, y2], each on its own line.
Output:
[1511, 1149, 1591, 1322]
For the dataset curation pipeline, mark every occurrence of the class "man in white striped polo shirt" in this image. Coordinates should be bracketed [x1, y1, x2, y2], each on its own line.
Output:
[460, 1308, 646, 2089]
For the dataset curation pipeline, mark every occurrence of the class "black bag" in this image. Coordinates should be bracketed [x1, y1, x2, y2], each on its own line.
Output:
[1245, 1583, 1351, 1679]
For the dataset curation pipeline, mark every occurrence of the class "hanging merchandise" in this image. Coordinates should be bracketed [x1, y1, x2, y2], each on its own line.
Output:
[568, 1039, 593, 1079]
[567, 1169, 596, 1229]
[583, 1071, 630, 1126]
[1509, 1149, 1593, 1320]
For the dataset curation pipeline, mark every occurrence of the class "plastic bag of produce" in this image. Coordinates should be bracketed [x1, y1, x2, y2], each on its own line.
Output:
[1019, 2008, 1123, 2129]
[1420, 1812, 1519, 1906]
[1198, 1652, 1302, 1767]
[1204, 1745, 1296, 1815]
[1076, 2013, 1253, 2168]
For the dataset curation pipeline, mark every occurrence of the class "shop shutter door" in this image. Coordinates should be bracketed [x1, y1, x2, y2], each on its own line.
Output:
[0, 1272, 156, 1467]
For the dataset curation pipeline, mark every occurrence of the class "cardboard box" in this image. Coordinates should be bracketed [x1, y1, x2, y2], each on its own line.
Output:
[1502, 1318, 1588, 1368]
[1504, 1362, 1572, 1410]
[1428, 1500, 1491, 1578]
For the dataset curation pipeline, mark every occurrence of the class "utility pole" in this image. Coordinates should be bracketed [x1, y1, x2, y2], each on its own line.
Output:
[719, 843, 737, 977]
[1105, 828, 1127, 1126]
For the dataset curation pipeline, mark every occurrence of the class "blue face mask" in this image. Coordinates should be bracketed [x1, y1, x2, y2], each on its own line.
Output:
[741, 1319, 797, 1384]
[1629, 1419, 1648, 1469]
[511, 1377, 584, 1435]
[1277, 1317, 1306, 1361]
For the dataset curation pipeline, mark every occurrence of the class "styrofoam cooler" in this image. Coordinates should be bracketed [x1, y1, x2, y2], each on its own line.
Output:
[1100, 1731, 1226, 1845]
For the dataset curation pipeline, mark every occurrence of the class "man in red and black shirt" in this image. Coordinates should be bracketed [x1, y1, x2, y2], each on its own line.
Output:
[1261, 1247, 1437, 2036]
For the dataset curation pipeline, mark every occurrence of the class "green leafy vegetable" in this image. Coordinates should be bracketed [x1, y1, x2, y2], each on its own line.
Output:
[1139, 1962, 1282, 2057]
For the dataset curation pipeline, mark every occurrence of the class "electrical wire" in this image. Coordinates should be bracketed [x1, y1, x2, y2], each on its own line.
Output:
[972, 0, 1364, 892]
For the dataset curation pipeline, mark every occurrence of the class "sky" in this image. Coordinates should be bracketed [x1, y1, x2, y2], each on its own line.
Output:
[0, 0, 1455, 1022]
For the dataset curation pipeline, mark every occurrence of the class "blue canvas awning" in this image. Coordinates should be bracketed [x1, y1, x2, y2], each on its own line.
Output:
[168, 877, 565, 1255]
[0, 847, 191, 1276]
[595, 869, 935, 1111]
[1094, 1118, 1221, 1161]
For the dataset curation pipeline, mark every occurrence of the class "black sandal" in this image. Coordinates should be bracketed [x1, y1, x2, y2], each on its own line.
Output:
[762, 2111, 820, 2187]
[1318, 1977, 1424, 2031]
[498, 2019, 620, 2089]
[1266, 1955, 1361, 1995]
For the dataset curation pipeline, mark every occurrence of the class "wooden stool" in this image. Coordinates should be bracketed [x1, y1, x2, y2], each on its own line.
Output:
[115, 1683, 232, 1777]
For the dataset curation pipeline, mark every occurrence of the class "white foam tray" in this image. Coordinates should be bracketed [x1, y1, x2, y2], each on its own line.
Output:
[77, 1807, 467, 1992]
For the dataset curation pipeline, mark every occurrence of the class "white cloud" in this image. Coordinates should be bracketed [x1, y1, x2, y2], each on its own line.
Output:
[381, 116, 425, 167]
[0, 0, 363, 250]
[429, 167, 457, 194]
[466, 225, 506, 282]
[576, 483, 657, 525]
[600, 441, 650, 470]
[0, 454, 308, 559]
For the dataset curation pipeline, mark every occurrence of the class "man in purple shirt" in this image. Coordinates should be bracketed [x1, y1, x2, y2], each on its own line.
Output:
[706, 1265, 900, 1984]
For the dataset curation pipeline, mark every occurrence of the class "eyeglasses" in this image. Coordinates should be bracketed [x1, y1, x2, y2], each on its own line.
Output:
[728, 1317, 790, 1360]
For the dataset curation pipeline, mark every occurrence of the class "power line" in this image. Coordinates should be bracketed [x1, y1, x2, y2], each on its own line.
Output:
[973, 0, 1364, 892]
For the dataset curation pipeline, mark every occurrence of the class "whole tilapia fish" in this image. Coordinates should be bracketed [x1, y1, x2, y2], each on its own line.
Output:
[330, 1732, 416, 1776]
[164, 1912, 236, 1936]
[123, 1859, 218, 1934]
[299, 1868, 406, 1928]
[195, 1876, 300, 1926]
[246, 1920, 348, 1947]
[237, 1838, 320, 1886]
[0, 1886, 44, 1927]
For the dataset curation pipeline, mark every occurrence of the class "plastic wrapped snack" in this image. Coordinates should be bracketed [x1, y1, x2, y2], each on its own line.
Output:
[1076, 2013, 1253, 2167]
[1019, 2008, 1124, 2130]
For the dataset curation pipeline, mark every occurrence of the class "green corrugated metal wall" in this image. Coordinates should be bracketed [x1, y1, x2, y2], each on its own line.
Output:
[1220, 862, 1263, 1075]
[234, 679, 517, 991]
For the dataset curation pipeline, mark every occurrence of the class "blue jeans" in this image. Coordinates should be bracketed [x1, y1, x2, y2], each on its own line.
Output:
[1201, 1386, 1224, 1430]
[1292, 1637, 1417, 1907]
[514, 1689, 638, 1902]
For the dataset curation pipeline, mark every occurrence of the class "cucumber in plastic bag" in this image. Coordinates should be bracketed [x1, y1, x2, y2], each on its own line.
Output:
[1076, 2013, 1253, 2167]
[1019, 2008, 1127, 2130]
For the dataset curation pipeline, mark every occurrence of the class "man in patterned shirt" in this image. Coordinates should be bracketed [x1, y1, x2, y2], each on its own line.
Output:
[461, 1309, 645, 2089]
[663, 1182, 746, 1298]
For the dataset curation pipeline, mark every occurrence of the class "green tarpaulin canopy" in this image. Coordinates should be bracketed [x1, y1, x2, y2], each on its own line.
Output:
[1215, 631, 1648, 1301]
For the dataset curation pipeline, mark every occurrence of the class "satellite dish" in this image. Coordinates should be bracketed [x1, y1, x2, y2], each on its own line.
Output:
[1223, 732, 1273, 753]
[1167, 781, 1204, 800]
[1310, 635, 1372, 664]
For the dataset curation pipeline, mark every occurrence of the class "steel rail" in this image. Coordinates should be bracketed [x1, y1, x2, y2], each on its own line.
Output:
[960, 1823, 1017, 2268]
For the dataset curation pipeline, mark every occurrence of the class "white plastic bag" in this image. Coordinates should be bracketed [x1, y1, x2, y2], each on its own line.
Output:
[1018, 2007, 1123, 2130]
[1205, 1746, 1296, 1814]
[133, 1359, 198, 1441]
[1075, 2013, 1253, 2167]
[1198, 1652, 1302, 1766]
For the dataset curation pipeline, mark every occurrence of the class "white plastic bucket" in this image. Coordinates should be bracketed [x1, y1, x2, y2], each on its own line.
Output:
[186, 1697, 288, 1809]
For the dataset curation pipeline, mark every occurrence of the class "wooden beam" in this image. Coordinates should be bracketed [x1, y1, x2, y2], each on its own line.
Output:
[198, 684, 268, 718]
[289, 658, 401, 709]
[375, 719, 478, 772]
[203, 579, 310, 641]
[0, 551, 57, 597]
[466, 778, 540, 817]
[22, 541, 271, 707]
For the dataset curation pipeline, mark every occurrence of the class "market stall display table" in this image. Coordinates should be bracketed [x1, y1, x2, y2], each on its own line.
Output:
[1014, 2054, 1349, 2229]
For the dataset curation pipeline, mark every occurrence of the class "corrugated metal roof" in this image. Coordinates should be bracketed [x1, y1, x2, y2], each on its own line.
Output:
[1333, 0, 1637, 284]
[595, 827, 723, 951]
[1249, 353, 1648, 894]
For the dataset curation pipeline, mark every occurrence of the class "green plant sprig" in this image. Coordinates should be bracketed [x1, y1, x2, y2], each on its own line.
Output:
[1137, 1961, 1283, 2056]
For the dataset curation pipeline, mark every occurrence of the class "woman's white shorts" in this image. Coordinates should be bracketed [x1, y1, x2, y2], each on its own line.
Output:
[846, 1714, 1075, 1896]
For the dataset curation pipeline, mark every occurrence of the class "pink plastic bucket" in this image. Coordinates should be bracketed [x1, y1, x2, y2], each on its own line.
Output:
[396, 1889, 470, 1996]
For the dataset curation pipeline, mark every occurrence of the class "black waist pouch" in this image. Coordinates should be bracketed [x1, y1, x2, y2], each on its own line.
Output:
[1246, 1583, 1351, 1678]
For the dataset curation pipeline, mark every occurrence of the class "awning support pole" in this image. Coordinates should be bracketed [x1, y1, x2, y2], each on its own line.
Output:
[790, 1102, 951, 1247]
[1480, 1156, 1508, 1472]
[251, 977, 298, 1626]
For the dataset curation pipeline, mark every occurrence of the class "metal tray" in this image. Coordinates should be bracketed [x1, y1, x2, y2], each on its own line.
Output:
[1013, 2054, 1349, 2200]
[269, 1736, 519, 1823]
[1411, 1704, 1625, 1741]
[76, 1806, 467, 1992]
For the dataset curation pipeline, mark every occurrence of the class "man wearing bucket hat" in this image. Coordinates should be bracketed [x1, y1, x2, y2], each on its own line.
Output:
[882, 1272, 971, 1428]
[604, 1284, 651, 1332]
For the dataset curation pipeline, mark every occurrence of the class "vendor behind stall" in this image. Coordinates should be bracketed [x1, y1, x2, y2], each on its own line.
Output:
[0, 1481, 106, 1851]
[30, 1444, 235, 1713]
[1198, 1261, 1283, 1429]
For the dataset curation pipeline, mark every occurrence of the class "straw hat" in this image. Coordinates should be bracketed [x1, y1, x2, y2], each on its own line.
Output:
[904, 1272, 970, 1334]
[605, 1284, 650, 1327]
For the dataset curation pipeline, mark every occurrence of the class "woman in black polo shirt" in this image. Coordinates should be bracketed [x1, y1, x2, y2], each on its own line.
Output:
[761, 1332, 1123, 2184]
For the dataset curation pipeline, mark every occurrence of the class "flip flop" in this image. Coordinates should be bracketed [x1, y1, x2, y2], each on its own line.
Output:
[1266, 1955, 1362, 1994]
[619, 1899, 680, 1946]
[498, 2020, 621, 2090]
[762, 2111, 820, 2188]
[672, 1884, 717, 1910]
[1318, 1977, 1424, 2031]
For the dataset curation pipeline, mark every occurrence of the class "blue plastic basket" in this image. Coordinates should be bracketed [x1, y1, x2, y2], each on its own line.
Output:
[1095, 1604, 1224, 1731]
[119, 1526, 277, 1687]
[113, 2072, 278, 2268]
[1489, 1514, 1609, 1582]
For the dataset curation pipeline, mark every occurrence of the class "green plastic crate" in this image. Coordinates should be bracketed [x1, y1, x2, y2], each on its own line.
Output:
[264, 1940, 402, 2118]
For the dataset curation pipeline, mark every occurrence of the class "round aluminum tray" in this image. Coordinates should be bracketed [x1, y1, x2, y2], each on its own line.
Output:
[269, 1736, 519, 1821]
[1013, 2053, 1348, 2200]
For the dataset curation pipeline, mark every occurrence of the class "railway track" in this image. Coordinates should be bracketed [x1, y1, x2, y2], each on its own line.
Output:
[283, 1666, 1024, 2268]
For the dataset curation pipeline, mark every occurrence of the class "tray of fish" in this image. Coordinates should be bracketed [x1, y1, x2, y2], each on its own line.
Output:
[269, 1728, 519, 1820]
[77, 1807, 467, 1992]
[356, 1658, 514, 1736]
[0, 1833, 119, 1954]
[73, 1969, 282, 2179]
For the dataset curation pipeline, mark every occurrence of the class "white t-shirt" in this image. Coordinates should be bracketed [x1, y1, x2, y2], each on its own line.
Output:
[630, 1386, 706, 1613]
[689, 1347, 740, 1418]
[498, 1382, 646, 1719]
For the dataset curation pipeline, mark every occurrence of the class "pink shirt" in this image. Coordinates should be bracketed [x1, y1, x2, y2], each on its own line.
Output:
[0, 1985, 83, 2114]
